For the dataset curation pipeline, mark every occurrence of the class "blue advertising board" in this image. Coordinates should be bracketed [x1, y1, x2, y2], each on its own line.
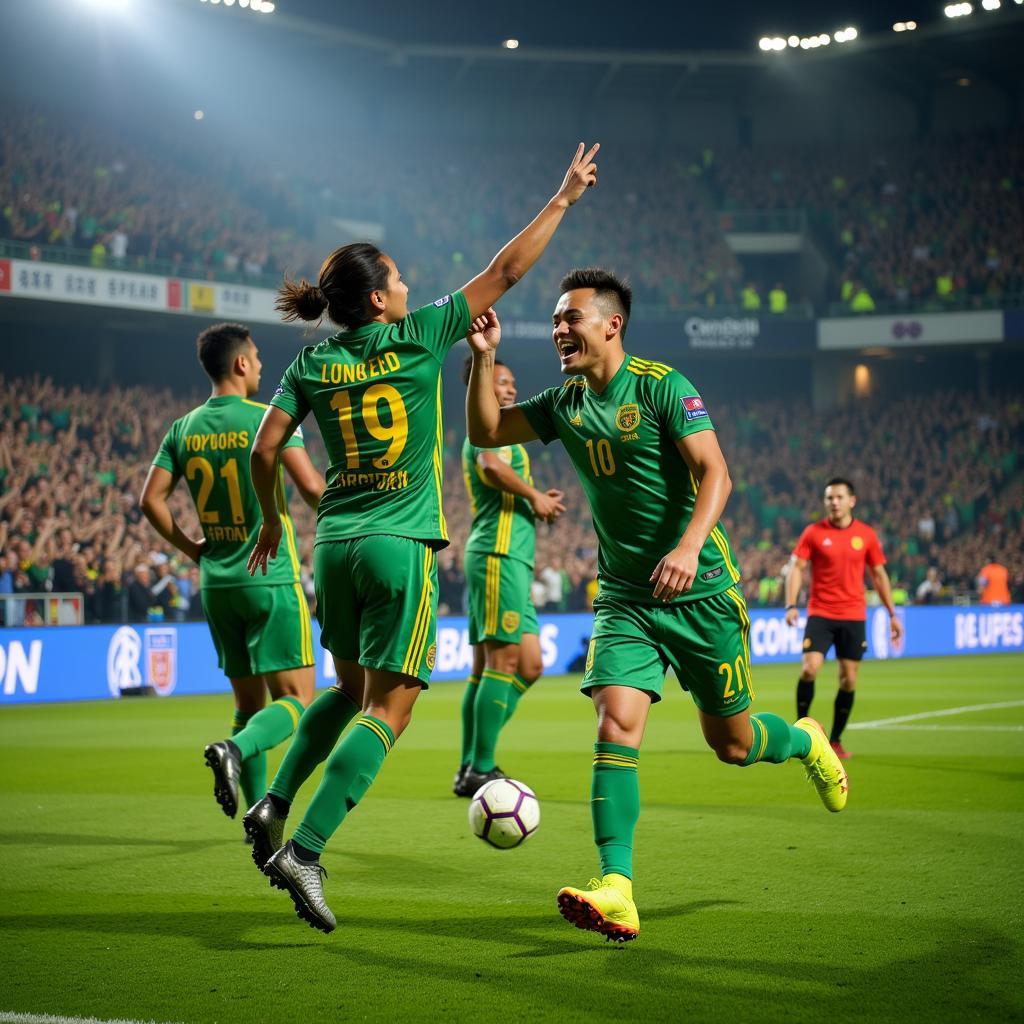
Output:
[0, 605, 1021, 705]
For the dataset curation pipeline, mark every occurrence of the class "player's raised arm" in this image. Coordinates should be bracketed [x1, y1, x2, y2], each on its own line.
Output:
[248, 405, 301, 575]
[139, 465, 204, 564]
[460, 143, 599, 319]
[465, 310, 539, 447]
[650, 431, 733, 601]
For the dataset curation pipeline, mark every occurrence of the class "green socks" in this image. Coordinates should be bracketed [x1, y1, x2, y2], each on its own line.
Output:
[503, 674, 534, 725]
[230, 697, 304, 762]
[231, 711, 265, 809]
[471, 669, 515, 771]
[459, 674, 481, 766]
[741, 713, 812, 765]
[269, 687, 360, 804]
[292, 716, 395, 855]
[592, 742, 640, 880]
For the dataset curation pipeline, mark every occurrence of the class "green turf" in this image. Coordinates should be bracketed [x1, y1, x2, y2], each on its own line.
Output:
[1, 654, 1022, 1023]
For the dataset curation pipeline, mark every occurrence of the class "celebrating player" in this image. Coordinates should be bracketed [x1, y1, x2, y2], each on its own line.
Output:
[139, 322, 325, 821]
[785, 477, 902, 759]
[241, 142, 600, 933]
[454, 352, 565, 798]
[466, 272, 848, 944]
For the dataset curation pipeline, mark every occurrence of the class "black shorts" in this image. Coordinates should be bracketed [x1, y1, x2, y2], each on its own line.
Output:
[803, 616, 867, 661]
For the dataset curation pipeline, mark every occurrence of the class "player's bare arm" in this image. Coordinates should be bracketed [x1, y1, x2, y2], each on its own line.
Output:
[869, 563, 904, 641]
[281, 446, 326, 511]
[477, 451, 566, 523]
[460, 143, 599, 319]
[138, 465, 204, 564]
[247, 405, 301, 575]
[466, 309, 540, 447]
[650, 431, 732, 602]
[785, 557, 808, 626]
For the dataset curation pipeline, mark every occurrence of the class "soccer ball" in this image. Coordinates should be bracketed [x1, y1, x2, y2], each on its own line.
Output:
[468, 778, 540, 849]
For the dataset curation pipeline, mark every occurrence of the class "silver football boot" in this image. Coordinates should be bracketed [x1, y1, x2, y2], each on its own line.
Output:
[264, 841, 336, 933]
[242, 795, 286, 870]
[203, 741, 241, 818]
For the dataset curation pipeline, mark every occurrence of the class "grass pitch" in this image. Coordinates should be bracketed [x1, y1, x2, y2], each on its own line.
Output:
[1, 655, 1022, 1024]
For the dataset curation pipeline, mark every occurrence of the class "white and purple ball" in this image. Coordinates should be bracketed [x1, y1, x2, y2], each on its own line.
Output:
[468, 778, 540, 849]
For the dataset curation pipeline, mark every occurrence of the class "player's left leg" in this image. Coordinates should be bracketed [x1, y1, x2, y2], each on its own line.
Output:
[831, 658, 862, 758]
[455, 645, 486, 793]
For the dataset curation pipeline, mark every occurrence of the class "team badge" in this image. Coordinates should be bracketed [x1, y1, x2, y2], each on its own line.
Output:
[682, 395, 709, 421]
[501, 610, 520, 634]
[426, 643, 437, 670]
[615, 403, 641, 432]
[585, 638, 596, 674]
[851, 536, 864, 550]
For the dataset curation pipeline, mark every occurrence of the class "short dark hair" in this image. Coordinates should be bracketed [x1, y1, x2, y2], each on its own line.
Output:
[559, 267, 632, 337]
[196, 323, 252, 382]
[825, 476, 856, 496]
[277, 242, 390, 331]
[461, 354, 506, 386]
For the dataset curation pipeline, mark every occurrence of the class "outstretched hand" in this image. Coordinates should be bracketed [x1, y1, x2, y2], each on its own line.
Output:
[466, 308, 501, 355]
[247, 519, 282, 577]
[554, 142, 600, 208]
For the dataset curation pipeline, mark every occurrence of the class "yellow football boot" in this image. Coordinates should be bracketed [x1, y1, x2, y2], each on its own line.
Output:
[796, 717, 849, 812]
[557, 874, 639, 943]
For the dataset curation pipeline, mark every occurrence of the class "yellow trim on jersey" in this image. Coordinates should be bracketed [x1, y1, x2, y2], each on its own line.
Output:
[626, 356, 670, 380]
[240, 398, 270, 410]
[562, 377, 587, 389]
[519, 444, 533, 487]
[724, 584, 754, 699]
[274, 473, 302, 584]
[496, 492, 514, 555]
[485, 555, 501, 636]
[432, 378, 448, 542]
[402, 545, 435, 677]
[357, 717, 393, 754]
[481, 669, 516, 684]
[461, 455, 478, 516]
[274, 696, 303, 730]
[292, 582, 314, 665]
[709, 526, 742, 583]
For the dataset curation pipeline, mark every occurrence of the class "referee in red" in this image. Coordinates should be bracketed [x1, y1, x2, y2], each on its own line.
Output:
[784, 477, 902, 759]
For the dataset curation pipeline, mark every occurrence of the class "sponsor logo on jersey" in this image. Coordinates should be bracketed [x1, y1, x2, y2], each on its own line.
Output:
[433, 294, 451, 308]
[682, 395, 708, 421]
[569, 412, 583, 427]
[701, 566, 724, 582]
[501, 610, 521, 634]
[426, 643, 437, 670]
[851, 536, 864, 550]
[615, 402, 641, 432]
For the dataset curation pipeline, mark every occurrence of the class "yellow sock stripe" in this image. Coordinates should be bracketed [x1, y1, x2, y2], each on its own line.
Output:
[756, 717, 768, 761]
[481, 670, 515, 684]
[433, 378, 448, 541]
[273, 697, 302, 730]
[593, 754, 640, 768]
[401, 546, 434, 676]
[467, 674, 481, 686]
[232, 710, 249, 728]
[357, 717, 393, 754]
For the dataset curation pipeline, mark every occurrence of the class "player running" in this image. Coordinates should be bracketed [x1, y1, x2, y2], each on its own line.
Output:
[241, 142, 600, 933]
[140, 322, 325, 821]
[454, 354, 565, 798]
[466, 270, 848, 944]
[785, 477, 902, 759]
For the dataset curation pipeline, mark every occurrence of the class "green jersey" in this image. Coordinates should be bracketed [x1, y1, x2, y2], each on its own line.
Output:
[519, 354, 740, 605]
[271, 291, 470, 547]
[462, 438, 536, 568]
[153, 395, 306, 589]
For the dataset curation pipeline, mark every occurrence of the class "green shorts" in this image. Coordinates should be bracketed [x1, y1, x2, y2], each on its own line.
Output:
[464, 551, 539, 646]
[315, 535, 438, 684]
[203, 583, 315, 680]
[582, 584, 754, 717]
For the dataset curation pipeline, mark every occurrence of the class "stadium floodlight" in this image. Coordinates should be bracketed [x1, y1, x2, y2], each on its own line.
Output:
[772, 36, 786, 49]
[981, 0, 1000, 8]
[239, 0, 249, 6]
[944, 2, 973, 14]
[758, 36, 772, 50]
[502, 38, 520, 49]
[194, 110, 205, 120]
[788, 34, 799, 46]
[893, 20, 918, 30]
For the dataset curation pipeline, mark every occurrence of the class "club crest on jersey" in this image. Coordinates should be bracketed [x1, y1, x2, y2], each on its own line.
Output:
[426, 643, 437, 670]
[682, 396, 708, 421]
[433, 294, 451, 308]
[615, 403, 641, 433]
[501, 610, 520, 634]
[851, 536, 864, 550]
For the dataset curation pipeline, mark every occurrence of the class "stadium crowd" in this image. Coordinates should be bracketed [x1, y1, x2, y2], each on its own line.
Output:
[1, 374, 1020, 625]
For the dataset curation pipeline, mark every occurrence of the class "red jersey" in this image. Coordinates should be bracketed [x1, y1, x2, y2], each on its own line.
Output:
[793, 518, 885, 621]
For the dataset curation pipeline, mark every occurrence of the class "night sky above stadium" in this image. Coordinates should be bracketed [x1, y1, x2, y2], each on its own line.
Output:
[288, 0, 936, 51]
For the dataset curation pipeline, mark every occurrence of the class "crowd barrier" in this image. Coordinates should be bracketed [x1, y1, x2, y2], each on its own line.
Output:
[0, 605, 1021, 705]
